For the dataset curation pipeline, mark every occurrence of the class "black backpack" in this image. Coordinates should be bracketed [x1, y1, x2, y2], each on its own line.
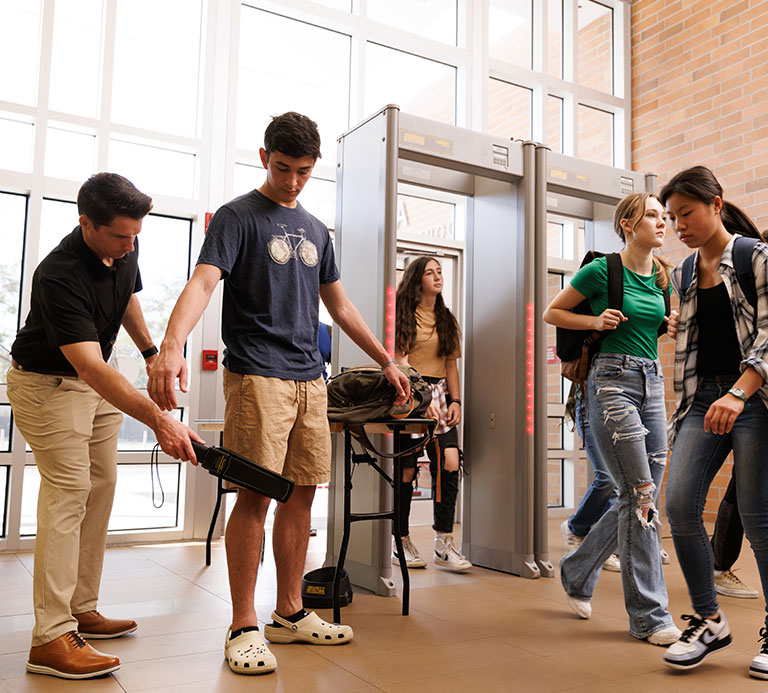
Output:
[678, 236, 758, 317]
[556, 251, 670, 385]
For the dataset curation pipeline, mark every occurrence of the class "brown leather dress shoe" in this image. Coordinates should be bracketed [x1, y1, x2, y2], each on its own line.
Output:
[27, 631, 120, 679]
[74, 610, 138, 639]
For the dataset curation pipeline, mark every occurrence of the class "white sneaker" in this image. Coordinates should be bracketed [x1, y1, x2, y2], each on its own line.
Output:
[603, 554, 621, 572]
[660, 548, 671, 565]
[664, 612, 732, 670]
[561, 520, 584, 551]
[750, 627, 768, 679]
[567, 596, 592, 619]
[392, 536, 426, 569]
[647, 625, 681, 646]
[714, 569, 759, 599]
[434, 534, 472, 571]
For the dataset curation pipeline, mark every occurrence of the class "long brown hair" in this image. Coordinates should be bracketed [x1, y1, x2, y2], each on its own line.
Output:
[396, 256, 460, 357]
[613, 192, 672, 291]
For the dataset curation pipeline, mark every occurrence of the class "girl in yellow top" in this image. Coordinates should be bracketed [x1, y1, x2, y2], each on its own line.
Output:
[393, 257, 471, 571]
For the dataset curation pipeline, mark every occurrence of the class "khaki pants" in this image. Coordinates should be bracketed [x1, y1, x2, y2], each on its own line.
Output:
[6, 367, 123, 646]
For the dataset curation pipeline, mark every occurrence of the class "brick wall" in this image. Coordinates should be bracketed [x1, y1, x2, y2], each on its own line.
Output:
[631, 0, 768, 522]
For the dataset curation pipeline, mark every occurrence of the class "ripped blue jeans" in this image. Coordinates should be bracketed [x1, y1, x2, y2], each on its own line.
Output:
[560, 354, 674, 639]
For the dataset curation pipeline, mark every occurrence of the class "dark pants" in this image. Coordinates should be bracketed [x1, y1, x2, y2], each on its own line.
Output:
[398, 428, 460, 536]
[711, 475, 743, 571]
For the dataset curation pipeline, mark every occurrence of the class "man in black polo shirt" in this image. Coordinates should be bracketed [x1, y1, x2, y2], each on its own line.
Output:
[7, 173, 202, 680]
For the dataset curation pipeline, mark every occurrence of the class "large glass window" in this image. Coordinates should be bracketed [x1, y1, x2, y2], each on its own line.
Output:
[367, 0, 457, 45]
[578, 0, 613, 94]
[0, 465, 8, 538]
[488, 0, 532, 69]
[21, 462, 183, 535]
[112, 0, 203, 137]
[44, 124, 97, 181]
[0, 114, 35, 174]
[547, 95, 563, 153]
[578, 104, 613, 165]
[237, 9, 350, 161]
[0, 405, 12, 452]
[488, 79, 532, 141]
[366, 45, 456, 125]
[0, 1, 41, 106]
[49, 0, 103, 118]
[547, 0, 563, 78]
[397, 195, 456, 241]
[108, 138, 196, 199]
[112, 215, 192, 389]
[0, 193, 27, 379]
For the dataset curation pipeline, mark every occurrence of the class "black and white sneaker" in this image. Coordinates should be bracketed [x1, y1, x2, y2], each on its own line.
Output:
[749, 627, 768, 679]
[664, 612, 732, 670]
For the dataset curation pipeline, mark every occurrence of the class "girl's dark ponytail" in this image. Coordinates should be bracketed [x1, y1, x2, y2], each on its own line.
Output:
[722, 200, 764, 240]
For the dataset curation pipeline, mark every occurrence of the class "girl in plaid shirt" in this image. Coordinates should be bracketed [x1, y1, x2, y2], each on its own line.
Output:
[661, 166, 768, 678]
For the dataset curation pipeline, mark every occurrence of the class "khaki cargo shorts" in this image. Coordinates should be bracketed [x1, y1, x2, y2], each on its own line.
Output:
[222, 369, 331, 487]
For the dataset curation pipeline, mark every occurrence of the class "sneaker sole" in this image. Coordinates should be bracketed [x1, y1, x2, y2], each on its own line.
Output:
[715, 585, 759, 599]
[749, 665, 768, 679]
[26, 661, 121, 679]
[392, 556, 426, 569]
[664, 635, 733, 669]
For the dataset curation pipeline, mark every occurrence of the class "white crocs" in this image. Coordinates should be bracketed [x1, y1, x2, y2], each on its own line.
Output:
[263, 611, 353, 645]
[224, 628, 277, 675]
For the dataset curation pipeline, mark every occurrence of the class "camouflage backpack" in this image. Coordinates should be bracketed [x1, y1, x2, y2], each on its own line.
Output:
[327, 365, 432, 423]
[326, 365, 434, 458]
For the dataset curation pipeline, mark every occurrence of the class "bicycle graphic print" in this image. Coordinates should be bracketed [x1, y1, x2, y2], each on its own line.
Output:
[268, 224, 319, 267]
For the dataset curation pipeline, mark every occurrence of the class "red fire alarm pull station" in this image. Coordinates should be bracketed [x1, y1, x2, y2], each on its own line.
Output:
[202, 350, 218, 370]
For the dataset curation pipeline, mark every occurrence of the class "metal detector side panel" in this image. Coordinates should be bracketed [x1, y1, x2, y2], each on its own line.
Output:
[463, 174, 536, 576]
[327, 107, 397, 597]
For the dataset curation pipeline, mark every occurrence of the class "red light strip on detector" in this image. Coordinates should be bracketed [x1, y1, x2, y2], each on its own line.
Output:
[526, 302, 534, 435]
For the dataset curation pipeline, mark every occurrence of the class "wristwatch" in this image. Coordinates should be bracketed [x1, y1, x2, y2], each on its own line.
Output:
[727, 387, 748, 404]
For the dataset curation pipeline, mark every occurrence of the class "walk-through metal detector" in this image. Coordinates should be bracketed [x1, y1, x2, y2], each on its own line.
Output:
[326, 104, 545, 594]
[326, 105, 654, 595]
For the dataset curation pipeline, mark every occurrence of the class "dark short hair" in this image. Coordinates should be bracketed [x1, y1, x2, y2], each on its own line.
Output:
[77, 172, 153, 227]
[264, 112, 322, 161]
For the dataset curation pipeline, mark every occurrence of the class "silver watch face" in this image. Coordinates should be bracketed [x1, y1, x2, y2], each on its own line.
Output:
[730, 387, 746, 398]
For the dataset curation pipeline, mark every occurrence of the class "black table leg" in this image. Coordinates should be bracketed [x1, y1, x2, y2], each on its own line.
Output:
[392, 434, 409, 615]
[333, 429, 353, 624]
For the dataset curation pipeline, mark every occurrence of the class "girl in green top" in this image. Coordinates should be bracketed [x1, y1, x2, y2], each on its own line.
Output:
[543, 192, 679, 645]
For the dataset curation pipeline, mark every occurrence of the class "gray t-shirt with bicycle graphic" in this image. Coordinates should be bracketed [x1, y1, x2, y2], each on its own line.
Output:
[197, 189, 339, 380]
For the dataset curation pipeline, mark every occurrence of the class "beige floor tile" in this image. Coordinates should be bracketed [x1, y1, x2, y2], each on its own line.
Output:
[1, 672, 124, 692]
[3, 518, 768, 691]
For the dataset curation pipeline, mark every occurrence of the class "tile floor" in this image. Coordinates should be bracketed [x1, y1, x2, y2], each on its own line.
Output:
[1, 519, 767, 692]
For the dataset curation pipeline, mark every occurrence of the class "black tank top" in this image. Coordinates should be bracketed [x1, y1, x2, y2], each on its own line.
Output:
[696, 282, 742, 376]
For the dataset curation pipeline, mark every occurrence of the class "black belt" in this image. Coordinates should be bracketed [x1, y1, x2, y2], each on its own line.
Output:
[422, 375, 443, 384]
[11, 359, 76, 377]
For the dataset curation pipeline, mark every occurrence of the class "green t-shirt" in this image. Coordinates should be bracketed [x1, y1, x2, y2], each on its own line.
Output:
[569, 256, 667, 360]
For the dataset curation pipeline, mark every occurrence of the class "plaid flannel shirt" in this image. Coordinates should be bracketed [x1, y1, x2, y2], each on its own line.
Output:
[669, 234, 768, 444]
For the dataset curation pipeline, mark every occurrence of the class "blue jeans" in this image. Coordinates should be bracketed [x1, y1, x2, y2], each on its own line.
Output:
[567, 398, 619, 537]
[667, 376, 768, 626]
[560, 354, 673, 639]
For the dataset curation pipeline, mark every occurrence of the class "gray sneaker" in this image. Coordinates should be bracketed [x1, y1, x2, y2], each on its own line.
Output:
[392, 536, 426, 569]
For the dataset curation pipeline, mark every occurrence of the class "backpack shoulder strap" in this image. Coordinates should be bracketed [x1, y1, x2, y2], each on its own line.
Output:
[679, 253, 695, 298]
[732, 236, 759, 310]
[605, 253, 624, 310]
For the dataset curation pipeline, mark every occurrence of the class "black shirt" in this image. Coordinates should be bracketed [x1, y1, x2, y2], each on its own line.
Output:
[11, 227, 142, 375]
[696, 282, 742, 376]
